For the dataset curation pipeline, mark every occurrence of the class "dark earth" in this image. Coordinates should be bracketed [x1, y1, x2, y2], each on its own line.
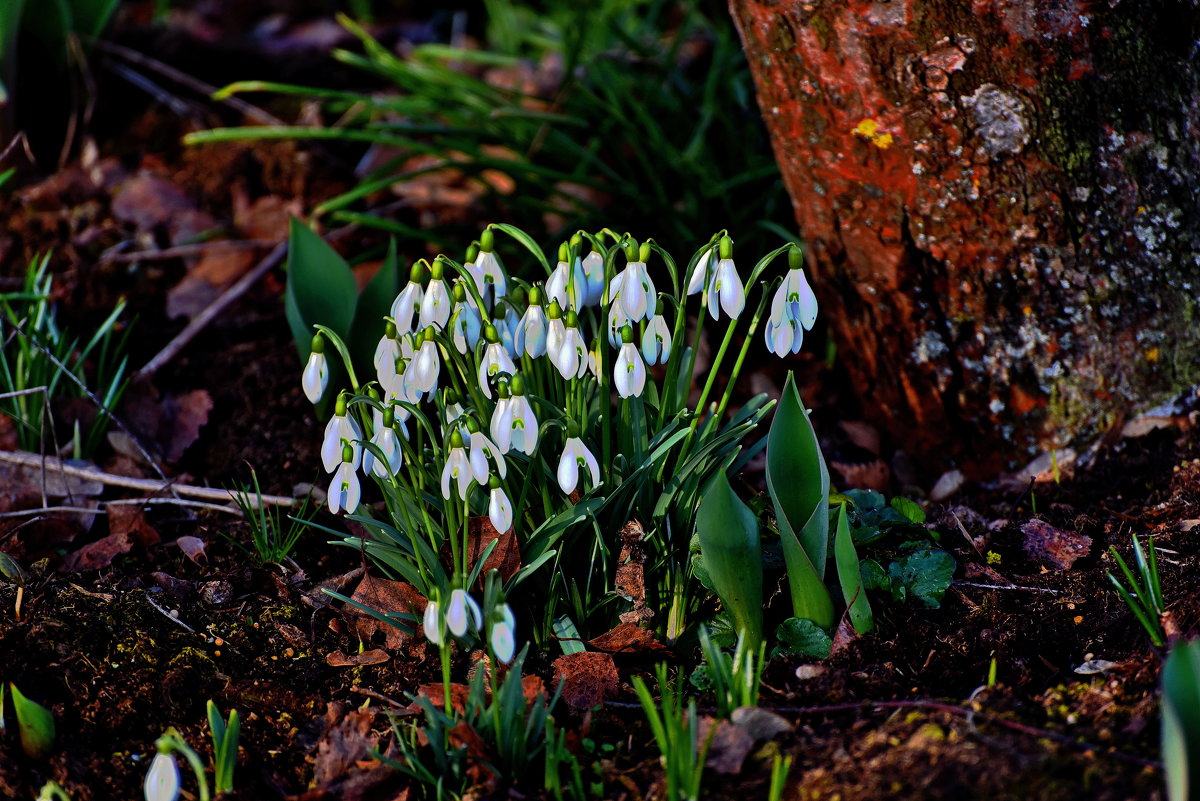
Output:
[0, 4, 1195, 799]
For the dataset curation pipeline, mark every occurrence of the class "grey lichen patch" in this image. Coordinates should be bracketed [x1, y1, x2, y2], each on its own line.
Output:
[961, 84, 1031, 157]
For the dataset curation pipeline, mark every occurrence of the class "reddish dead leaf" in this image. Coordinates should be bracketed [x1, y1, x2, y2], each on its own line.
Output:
[829, 616, 858, 658]
[177, 535, 207, 564]
[1021, 519, 1092, 570]
[616, 520, 653, 625]
[119, 382, 212, 465]
[551, 651, 619, 710]
[106, 504, 159, 547]
[233, 190, 299, 240]
[467, 516, 521, 582]
[111, 173, 196, 231]
[349, 575, 423, 650]
[163, 390, 213, 463]
[167, 248, 257, 320]
[449, 721, 498, 794]
[60, 528, 133, 572]
[522, 674, 546, 703]
[326, 649, 390, 667]
[700, 716, 756, 775]
[313, 702, 395, 800]
[586, 623, 670, 656]
[410, 683, 472, 715]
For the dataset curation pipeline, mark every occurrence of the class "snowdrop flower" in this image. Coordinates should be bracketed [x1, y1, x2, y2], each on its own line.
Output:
[607, 302, 631, 348]
[423, 597, 443, 645]
[546, 241, 587, 311]
[490, 603, 517, 663]
[686, 244, 716, 297]
[706, 236, 744, 320]
[450, 282, 483, 355]
[488, 476, 513, 533]
[493, 304, 519, 359]
[493, 374, 538, 455]
[419, 259, 452, 331]
[440, 430, 472, 500]
[552, 311, 589, 380]
[374, 322, 402, 386]
[302, 334, 329, 404]
[610, 241, 656, 322]
[558, 426, 601, 494]
[462, 243, 485, 299]
[640, 300, 672, 365]
[363, 405, 404, 478]
[545, 301, 566, 364]
[614, 325, 647, 398]
[328, 444, 362, 514]
[321, 393, 362, 473]
[765, 249, 819, 357]
[515, 286, 549, 358]
[410, 328, 440, 398]
[581, 248, 606, 306]
[391, 262, 427, 335]
[478, 326, 517, 399]
[446, 588, 482, 637]
[476, 228, 508, 309]
[467, 418, 507, 484]
[144, 750, 181, 801]
[490, 380, 513, 451]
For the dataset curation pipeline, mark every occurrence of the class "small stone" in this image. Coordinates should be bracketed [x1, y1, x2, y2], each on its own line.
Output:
[199, 580, 234, 606]
[930, 469, 964, 501]
[794, 664, 827, 681]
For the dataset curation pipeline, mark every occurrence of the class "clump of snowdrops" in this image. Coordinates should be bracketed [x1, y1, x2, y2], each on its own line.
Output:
[300, 223, 817, 646]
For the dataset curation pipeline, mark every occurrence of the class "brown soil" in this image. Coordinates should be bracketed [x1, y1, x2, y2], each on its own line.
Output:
[0, 6, 1194, 801]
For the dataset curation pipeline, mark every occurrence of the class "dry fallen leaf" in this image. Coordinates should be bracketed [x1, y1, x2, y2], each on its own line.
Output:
[700, 716, 756, 775]
[177, 535, 207, 564]
[1020, 519, 1092, 570]
[586, 623, 670, 656]
[326, 649, 390, 667]
[551, 651, 619, 710]
[466, 516, 522, 582]
[349, 575, 423, 650]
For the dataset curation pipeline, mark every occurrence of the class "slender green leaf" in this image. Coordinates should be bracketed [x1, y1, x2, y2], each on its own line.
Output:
[10, 684, 55, 759]
[695, 469, 762, 649]
[834, 504, 874, 634]
[1163, 639, 1200, 801]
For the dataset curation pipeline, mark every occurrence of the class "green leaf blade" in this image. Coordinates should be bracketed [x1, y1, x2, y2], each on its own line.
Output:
[695, 469, 763, 649]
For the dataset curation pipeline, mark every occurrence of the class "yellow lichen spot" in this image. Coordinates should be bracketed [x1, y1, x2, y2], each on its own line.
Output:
[986, 550, 1001, 565]
[1145, 347, 1160, 362]
[1022, 305, 1033, 315]
[853, 118, 894, 149]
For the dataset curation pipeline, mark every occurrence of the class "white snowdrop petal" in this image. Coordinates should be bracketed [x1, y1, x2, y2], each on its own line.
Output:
[302, 352, 328, 404]
[557, 444, 579, 494]
[423, 600, 441, 645]
[489, 487, 513, 533]
[144, 752, 181, 801]
[491, 621, 515, 663]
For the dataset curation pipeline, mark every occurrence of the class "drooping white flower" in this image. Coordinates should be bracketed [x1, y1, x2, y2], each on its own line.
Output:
[469, 425, 507, 484]
[764, 259, 819, 357]
[443, 395, 467, 438]
[446, 588, 482, 637]
[420, 261, 452, 330]
[478, 329, 517, 399]
[545, 302, 566, 365]
[321, 395, 363, 473]
[391, 265, 426, 335]
[302, 346, 328, 404]
[423, 598, 442, 646]
[410, 331, 440, 397]
[614, 327, 647, 398]
[493, 306, 519, 360]
[374, 323, 402, 386]
[551, 312, 588, 380]
[546, 252, 587, 311]
[488, 477, 513, 533]
[328, 458, 361, 514]
[707, 257, 745, 320]
[490, 603, 516, 663]
[475, 248, 507, 309]
[440, 430, 472, 500]
[515, 288, 549, 358]
[686, 245, 715, 296]
[144, 751, 181, 801]
[611, 257, 656, 322]
[607, 302, 631, 348]
[493, 375, 538, 455]
[640, 305, 672, 365]
[363, 407, 404, 478]
[581, 249, 606, 306]
[558, 435, 601, 494]
[450, 287, 483, 355]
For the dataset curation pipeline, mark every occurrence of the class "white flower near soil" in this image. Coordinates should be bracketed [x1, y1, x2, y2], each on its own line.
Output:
[765, 262, 819, 357]
[614, 329, 647, 398]
[144, 751, 181, 801]
[490, 603, 517, 663]
[446, 589, 482, 638]
[328, 458, 361, 514]
[558, 435, 601, 494]
[302, 349, 328, 404]
[423, 598, 442, 645]
[440, 430, 472, 500]
[488, 478, 513, 533]
[320, 396, 362, 473]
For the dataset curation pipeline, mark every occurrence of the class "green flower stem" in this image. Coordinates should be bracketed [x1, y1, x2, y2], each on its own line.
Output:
[712, 290, 770, 424]
[313, 325, 360, 391]
[158, 730, 211, 801]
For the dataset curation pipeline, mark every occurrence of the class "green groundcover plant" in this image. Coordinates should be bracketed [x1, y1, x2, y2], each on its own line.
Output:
[296, 220, 824, 648]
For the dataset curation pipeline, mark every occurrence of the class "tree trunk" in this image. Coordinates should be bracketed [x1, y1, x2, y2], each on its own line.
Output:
[728, 0, 1200, 476]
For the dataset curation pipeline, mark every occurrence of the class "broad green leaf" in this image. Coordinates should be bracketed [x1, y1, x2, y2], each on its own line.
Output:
[890, 496, 926, 524]
[695, 469, 762, 649]
[834, 504, 873, 634]
[887, 547, 955, 608]
[1163, 640, 1200, 801]
[10, 684, 54, 759]
[553, 615, 585, 655]
[285, 218, 358, 360]
[349, 237, 401, 377]
[766, 372, 832, 626]
[772, 618, 831, 660]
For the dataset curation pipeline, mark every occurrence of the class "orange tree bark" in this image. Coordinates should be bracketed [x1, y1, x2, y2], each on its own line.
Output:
[728, 1, 1200, 475]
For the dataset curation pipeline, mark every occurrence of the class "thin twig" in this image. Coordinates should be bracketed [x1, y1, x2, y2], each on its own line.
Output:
[136, 241, 287, 379]
[953, 581, 1060, 594]
[0, 497, 244, 519]
[145, 592, 197, 634]
[0, 450, 295, 507]
[101, 239, 279, 263]
[351, 686, 414, 710]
